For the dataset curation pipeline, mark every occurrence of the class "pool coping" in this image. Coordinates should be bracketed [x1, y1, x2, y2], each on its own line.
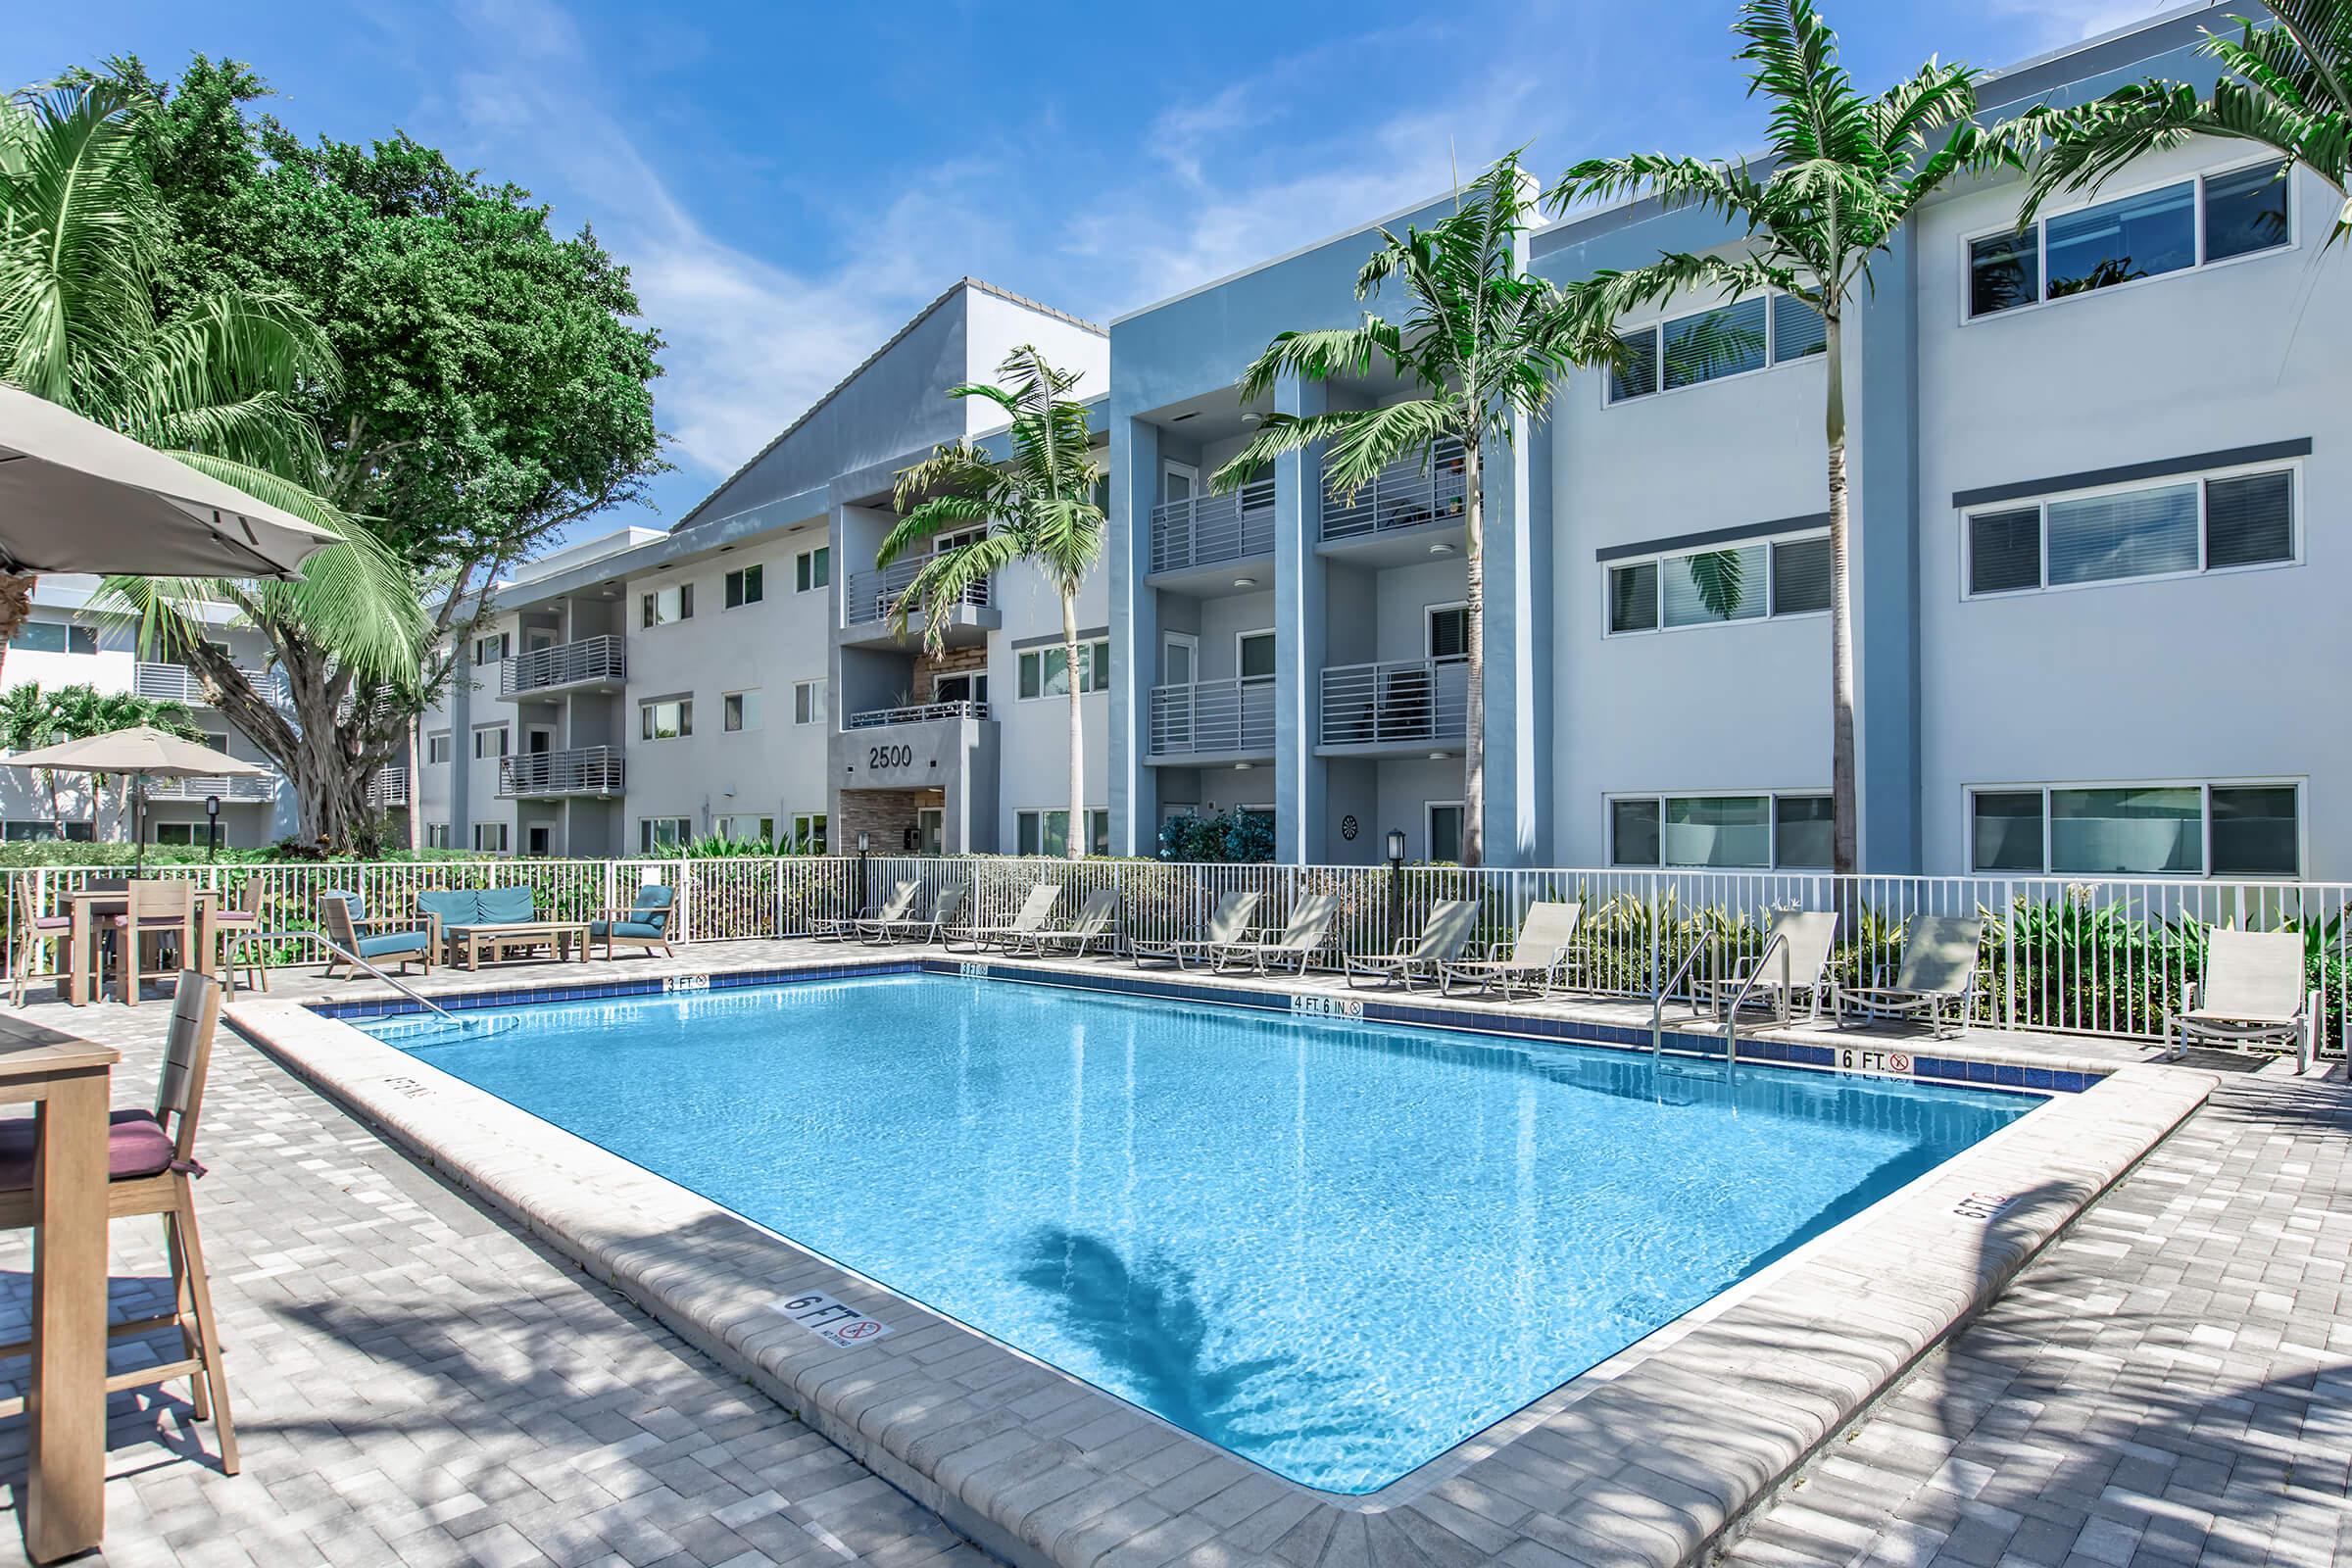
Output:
[229, 962, 2214, 1568]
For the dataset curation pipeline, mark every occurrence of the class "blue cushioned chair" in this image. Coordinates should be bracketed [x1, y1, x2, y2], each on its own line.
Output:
[318, 892, 434, 979]
[591, 884, 675, 960]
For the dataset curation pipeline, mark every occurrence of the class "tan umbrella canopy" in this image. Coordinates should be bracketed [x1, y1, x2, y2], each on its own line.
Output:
[0, 385, 338, 578]
[6, 725, 270, 872]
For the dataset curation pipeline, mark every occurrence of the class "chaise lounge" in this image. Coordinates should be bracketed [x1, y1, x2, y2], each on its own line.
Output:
[1131, 890, 1261, 970]
[591, 884, 676, 960]
[318, 891, 434, 979]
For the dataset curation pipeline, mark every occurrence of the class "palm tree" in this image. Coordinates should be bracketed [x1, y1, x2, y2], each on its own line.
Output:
[2016, 2, 2350, 243]
[3, 680, 199, 839]
[0, 681, 64, 828]
[1209, 152, 1610, 867]
[882, 346, 1106, 858]
[1546, 0, 2011, 874]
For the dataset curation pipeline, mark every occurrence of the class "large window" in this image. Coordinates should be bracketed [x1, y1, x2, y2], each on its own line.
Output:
[1970, 782, 2299, 877]
[723, 564, 764, 609]
[472, 632, 508, 666]
[1606, 292, 1824, 404]
[1018, 640, 1110, 699]
[3, 819, 94, 843]
[1016, 808, 1110, 857]
[714, 813, 774, 843]
[791, 810, 828, 852]
[8, 622, 97, 656]
[1968, 161, 2290, 318]
[639, 698, 692, 740]
[1609, 792, 1832, 869]
[471, 725, 509, 760]
[640, 582, 693, 627]
[796, 546, 830, 593]
[1964, 466, 2294, 597]
[472, 822, 509, 854]
[1607, 531, 1831, 634]
[638, 816, 692, 853]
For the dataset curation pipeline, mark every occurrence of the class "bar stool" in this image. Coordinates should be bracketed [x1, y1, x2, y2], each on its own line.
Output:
[9, 879, 70, 1007]
[211, 877, 269, 995]
[110, 879, 195, 1007]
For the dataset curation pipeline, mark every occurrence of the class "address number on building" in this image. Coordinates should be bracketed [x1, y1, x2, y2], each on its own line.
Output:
[866, 744, 914, 769]
[771, 1290, 893, 1348]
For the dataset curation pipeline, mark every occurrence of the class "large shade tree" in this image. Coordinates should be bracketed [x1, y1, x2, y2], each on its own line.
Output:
[1547, 0, 2013, 873]
[1210, 152, 1606, 866]
[882, 347, 1105, 858]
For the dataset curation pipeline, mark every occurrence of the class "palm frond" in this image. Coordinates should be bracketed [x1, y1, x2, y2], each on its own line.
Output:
[1233, 318, 1407, 403]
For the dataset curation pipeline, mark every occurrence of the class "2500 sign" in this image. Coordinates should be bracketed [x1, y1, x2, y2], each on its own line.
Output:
[866, 744, 914, 769]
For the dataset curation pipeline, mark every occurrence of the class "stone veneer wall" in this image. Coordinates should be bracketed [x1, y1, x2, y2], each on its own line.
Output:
[836, 787, 947, 854]
[910, 645, 987, 701]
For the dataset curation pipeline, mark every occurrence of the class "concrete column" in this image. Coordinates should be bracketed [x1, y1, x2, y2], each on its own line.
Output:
[1856, 228, 1922, 872]
[1272, 372, 1326, 864]
[448, 665, 471, 847]
[1480, 406, 1550, 866]
[1107, 413, 1159, 855]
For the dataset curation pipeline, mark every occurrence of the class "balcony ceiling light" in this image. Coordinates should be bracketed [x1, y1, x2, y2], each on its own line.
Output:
[1171, 411, 1200, 422]
[1428, 541, 1456, 556]
[1429, 750, 1451, 761]
[1233, 575, 1256, 588]
[1234, 760, 1253, 770]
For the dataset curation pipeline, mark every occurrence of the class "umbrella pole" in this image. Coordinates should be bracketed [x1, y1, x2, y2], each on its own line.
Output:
[134, 774, 145, 877]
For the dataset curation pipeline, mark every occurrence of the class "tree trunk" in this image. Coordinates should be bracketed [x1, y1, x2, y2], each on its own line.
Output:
[1824, 310, 1859, 876]
[1061, 591, 1086, 859]
[0, 573, 34, 689]
[1460, 440, 1486, 869]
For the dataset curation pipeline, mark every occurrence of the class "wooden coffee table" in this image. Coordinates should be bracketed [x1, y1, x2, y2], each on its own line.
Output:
[451, 921, 591, 972]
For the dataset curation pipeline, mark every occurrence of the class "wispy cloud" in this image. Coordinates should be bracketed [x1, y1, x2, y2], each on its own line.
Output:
[1984, 0, 2173, 49]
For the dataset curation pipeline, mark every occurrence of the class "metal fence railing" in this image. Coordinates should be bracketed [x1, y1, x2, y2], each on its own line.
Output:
[1150, 479, 1277, 574]
[500, 634, 626, 698]
[1319, 658, 1469, 748]
[1319, 438, 1467, 540]
[5, 855, 2342, 1054]
[1147, 679, 1276, 758]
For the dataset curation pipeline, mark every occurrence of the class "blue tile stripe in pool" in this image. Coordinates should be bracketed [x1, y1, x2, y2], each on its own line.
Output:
[300, 956, 2102, 1096]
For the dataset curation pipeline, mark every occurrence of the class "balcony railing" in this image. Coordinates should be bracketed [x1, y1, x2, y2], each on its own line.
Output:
[501, 634, 625, 698]
[1320, 439, 1467, 541]
[145, 773, 278, 804]
[368, 766, 409, 808]
[1150, 478, 1276, 574]
[133, 662, 289, 709]
[1148, 678, 1276, 758]
[499, 745, 624, 799]
[844, 700, 991, 730]
[844, 558, 990, 627]
[1319, 657, 1469, 748]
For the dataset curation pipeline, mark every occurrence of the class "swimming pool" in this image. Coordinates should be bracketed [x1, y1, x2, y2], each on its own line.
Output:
[368, 973, 2035, 1494]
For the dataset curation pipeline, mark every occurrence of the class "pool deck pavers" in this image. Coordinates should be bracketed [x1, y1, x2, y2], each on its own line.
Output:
[0, 939, 2336, 1567]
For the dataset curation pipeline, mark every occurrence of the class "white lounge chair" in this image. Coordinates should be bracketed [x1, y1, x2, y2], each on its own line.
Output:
[1004, 888, 1122, 957]
[1209, 893, 1340, 975]
[818, 878, 916, 941]
[1346, 900, 1482, 991]
[946, 883, 1063, 954]
[858, 884, 968, 946]
[1436, 901, 1582, 1000]
[2175, 926, 2319, 1073]
[1837, 915, 1983, 1040]
[1698, 909, 1839, 1024]
[1131, 890, 1261, 969]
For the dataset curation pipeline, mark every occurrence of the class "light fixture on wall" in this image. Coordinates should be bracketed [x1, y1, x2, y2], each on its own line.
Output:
[1234, 760, 1253, 771]
[1233, 576, 1256, 588]
[1429, 751, 1451, 761]
[1428, 541, 1456, 556]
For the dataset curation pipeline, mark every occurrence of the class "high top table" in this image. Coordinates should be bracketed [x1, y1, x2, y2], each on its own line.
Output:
[0, 1013, 120, 1560]
[62, 890, 220, 1006]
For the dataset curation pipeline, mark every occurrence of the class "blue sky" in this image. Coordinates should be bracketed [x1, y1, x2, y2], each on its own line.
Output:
[8, 0, 2174, 537]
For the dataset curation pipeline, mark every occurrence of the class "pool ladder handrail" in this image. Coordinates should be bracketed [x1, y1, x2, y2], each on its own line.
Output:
[314, 935, 465, 1027]
[1651, 930, 1791, 1067]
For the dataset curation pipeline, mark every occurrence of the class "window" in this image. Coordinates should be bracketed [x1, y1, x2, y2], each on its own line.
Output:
[472, 633, 509, 666]
[640, 582, 692, 627]
[1018, 640, 1110, 699]
[1427, 606, 1469, 661]
[638, 816, 692, 853]
[639, 698, 692, 740]
[1015, 808, 1110, 857]
[3, 819, 93, 843]
[1238, 630, 1277, 683]
[792, 811, 828, 852]
[473, 822, 510, 853]
[1429, 803, 1465, 863]
[793, 679, 825, 725]
[723, 690, 761, 733]
[1968, 160, 2290, 318]
[425, 823, 452, 850]
[796, 546, 830, 593]
[426, 732, 453, 765]
[152, 822, 198, 847]
[1964, 466, 2294, 596]
[1971, 783, 2299, 877]
[723, 564, 764, 609]
[715, 813, 774, 843]
[526, 825, 552, 856]
[471, 725, 509, 760]
[935, 672, 987, 706]
[1606, 532, 1831, 634]
[1607, 292, 1824, 403]
[7, 622, 96, 656]
[1609, 793, 1832, 869]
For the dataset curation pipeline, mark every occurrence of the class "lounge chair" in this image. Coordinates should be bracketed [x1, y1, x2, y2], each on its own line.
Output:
[1345, 899, 1482, 991]
[1837, 915, 1983, 1040]
[858, 883, 969, 946]
[1436, 901, 1583, 1000]
[1004, 888, 1122, 957]
[946, 882, 1063, 954]
[817, 878, 917, 941]
[1209, 893, 1340, 975]
[1131, 890, 1261, 969]
[2174, 927, 2319, 1072]
[318, 891, 433, 979]
[591, 885, 676, 959]
[1698, 909, 1840, 1024]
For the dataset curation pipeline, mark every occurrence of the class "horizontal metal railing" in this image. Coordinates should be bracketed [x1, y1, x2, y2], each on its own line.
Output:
[498, 745, 624, 799]
[133, 662, 289, 709]
[1319, 657, 1468, 747]
[500, 635, 626, 698]
[844, 558, 991, 627]
[1320, 438, 1467, 540]
[844, 700, 991, 730]
[1148, 679, 1275, 757]
[144, 773, 278, 804]
[1150, 479, 1276, 574]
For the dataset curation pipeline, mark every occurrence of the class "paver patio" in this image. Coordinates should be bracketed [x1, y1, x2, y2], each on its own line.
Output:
[0, 941, 2337, 1567]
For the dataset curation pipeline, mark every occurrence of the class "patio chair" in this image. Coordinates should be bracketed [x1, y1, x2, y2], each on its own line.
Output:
[1436, 901, 1584, 1000]
[1697, 909, 1840, 1024]
[1004, 888, 1123, 958]
[211, 875, 270, 996]
[111, 878, 197, 1007]
[9, 878, 69, 1007]
[319, 891, 435, 979]
[817, 878, 917, 941]
[1837, 915, 1983, 1040]
[2174, 926, 2319, 1072]
[946, 882, 1063, 954]
[858, 883, 969, 946]
[0, 972, 239, 1472]
[1345, 899, 1482, 991]
[1131, 890, 1261, 969]
[591, 884, 676, 960]
[1209, 893, 1341, 975]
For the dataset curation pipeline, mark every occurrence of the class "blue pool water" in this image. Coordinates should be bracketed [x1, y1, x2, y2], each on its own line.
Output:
[368, 974, 2034, 1493]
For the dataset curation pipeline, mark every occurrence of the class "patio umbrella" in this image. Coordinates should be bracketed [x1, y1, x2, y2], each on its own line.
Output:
[0, 385, 338, 578]
[5, 725, 270, 873]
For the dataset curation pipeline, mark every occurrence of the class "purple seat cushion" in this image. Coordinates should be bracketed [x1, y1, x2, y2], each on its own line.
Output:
[0, 1109, 176, 1190]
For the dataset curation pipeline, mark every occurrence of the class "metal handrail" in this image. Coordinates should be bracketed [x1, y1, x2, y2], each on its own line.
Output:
[314, 936, 465, 1027]
[1148, 678, 1276, 757]
[1320, 438, 1467, 540]
[844, 558, 991, 626]
[1318, 657, 1469, 747]
[1712, 931, 1792, 1068]
[1150, 479, 1276, 573]
[844, 700, 990, 729]
[1650, 938, 1717, 1058]
[501, 634, 625, 697]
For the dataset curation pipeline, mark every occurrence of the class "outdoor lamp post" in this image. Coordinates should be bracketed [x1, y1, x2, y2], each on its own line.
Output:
[1385, 828, 1407, 949]
[204, 793, 220, 862]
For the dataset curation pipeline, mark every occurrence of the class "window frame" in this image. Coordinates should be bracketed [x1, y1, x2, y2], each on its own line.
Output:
[1964, 778, 2304, 879]
[426, 731, 453, 766]
[1601, 288, 1828, 408]
[472, 822, 510, 854]
[1604, 790, 1836, 870]
[471, 632, 509, 667]
[425, 822, 452, 850]
[1602, 525, 1834, 638]
[1427, 801, 1466, 863]
[1425, 603, 1470, 662]
[795, 545, 831, 594]
[637, 815, 693, 854]
[470, 724, 510, 760]
[722, 688, 761, 734]
[791, 810, 828, 852]
[1236, 629, 1277, 684]
[637, 696, 693, 741]
[722, 563, 765, 611]
[792, 678, 825, 726]
[7, 621, 99, 656]
[714, 812, 774, 843]
[1014, 807, 1110, 858]
[1957, 459, 2301, 602]
[1017, 639, 1112, 700]
[639, 581, 694, 627]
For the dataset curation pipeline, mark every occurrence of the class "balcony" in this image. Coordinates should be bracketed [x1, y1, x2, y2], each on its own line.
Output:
[1320, 439, 1466, 546]
[368, 766, 409, 808]
[1147, 679, 1276, 762]
[145, 773, 278, 804]
[841, 559, 996, 649]
[500, 635, 626, 699]
[1150, 478, 1275, 580]
[134, 662, 289, 709]
[1318, 658, 1469, 753]
[499, 745, 624, 799]
[845, 700, 991, 730]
